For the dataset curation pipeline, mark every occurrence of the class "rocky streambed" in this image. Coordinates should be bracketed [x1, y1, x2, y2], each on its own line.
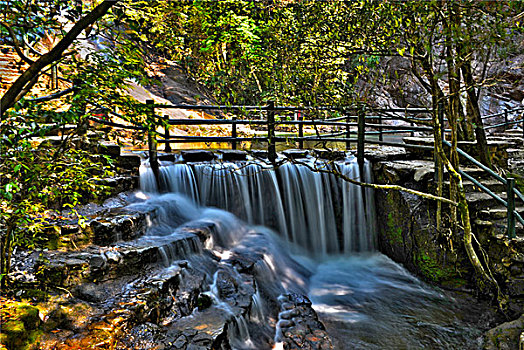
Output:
[4, 192, 333, 350]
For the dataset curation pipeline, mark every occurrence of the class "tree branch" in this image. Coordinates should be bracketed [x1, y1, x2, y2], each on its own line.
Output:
[0, 21, 35, 64]
[0, 0, 119, 117]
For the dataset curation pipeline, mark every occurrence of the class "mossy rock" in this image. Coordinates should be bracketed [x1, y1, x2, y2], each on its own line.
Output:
[0, 299, 42, 350]
[414, 251, 458, 284]
[484, 314, 524, 350]
[386, 212, 403, 245]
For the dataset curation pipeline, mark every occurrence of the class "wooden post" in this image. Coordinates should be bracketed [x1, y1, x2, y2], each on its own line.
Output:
[146, 99, 160, 186]
[267, 101, 276, 163]
[345, 112, 351, 150]
[164, 114, 171, 153]
[231, 116, 237, 150]
[507, 177, 516, 239]
[504, 110, 508, 130]
[298, 112, 304, 149]
[357, 105, 366, 173]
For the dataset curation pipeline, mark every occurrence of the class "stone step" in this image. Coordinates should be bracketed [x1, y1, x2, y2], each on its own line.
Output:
[404, 136, 520, 148]
[477, 206, 524, 220]
[403, 136, 517, 167]
[37, 219, 216, 287]
[441, 179, 506, 194]
[377, 159, 491, 184]
[488, 136, 524, 146]
[496, 129, 523, 137]
[466, 192, 508, 211]
[509, 159, 524, 175]
[507, 148, 524, 160]
[473, 218, 524, 238]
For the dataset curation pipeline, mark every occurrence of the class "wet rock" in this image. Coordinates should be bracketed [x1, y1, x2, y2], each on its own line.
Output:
[216, 270, 238, 300]
[118, 322, 164, 350]
[484, 314, 524, 350]
[283, 149, 309, 160]
[313, 149, 346, 160]
[173, 334, 188, 348]
[181, 150, 216, 162]
[278, 319, 295, 329]
[276, 293, 333, 350]
[164, 306, 230, 349]
[89, 254, 107, 270]
[90, 209, 149, 245]
[72, 282, 109, 303]
[219, 149, 248, 161]
[178, 219, 216, 244]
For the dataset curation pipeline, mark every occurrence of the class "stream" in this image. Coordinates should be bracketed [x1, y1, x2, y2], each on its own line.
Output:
[138, 156, 493, 349]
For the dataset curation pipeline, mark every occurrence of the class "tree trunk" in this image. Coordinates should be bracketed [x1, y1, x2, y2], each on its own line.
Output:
[461, 60, 493, 169]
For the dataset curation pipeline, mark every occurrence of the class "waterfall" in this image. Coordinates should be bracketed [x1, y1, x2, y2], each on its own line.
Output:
[140, 156, 376, 255]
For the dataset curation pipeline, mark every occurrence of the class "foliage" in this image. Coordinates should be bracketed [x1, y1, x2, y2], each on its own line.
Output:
[0, 107, 115, 282]
[126, 1, 366, 106]
[0, 0, 151, 285]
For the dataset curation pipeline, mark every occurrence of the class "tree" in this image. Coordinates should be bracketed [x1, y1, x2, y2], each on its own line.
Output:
[0, 0, 151, 285]
[1, 0, 120, 117]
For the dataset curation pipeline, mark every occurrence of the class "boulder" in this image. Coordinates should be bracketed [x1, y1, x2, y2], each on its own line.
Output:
[484, 314, 524, 350]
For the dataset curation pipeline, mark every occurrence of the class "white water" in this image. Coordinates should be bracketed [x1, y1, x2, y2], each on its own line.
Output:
[137, 157, 488, 349]
[140, 157, 376, 255]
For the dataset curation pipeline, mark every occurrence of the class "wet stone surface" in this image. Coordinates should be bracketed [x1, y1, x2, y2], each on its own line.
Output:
[276, 293, 333, 350]
[181, 150, 216, 162]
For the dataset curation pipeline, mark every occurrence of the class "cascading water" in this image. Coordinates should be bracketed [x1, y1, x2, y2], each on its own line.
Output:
[137, 155, 490, 349]
[140, 156, 376, 255]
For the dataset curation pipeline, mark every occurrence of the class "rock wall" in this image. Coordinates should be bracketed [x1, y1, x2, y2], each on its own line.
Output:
[372, 157, 524, 317]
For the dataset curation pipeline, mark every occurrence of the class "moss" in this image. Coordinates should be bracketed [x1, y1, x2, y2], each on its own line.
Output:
[0, 300, 42, 350]
[386, 212, 403, 245]
[196, 294, 212, 311]
[17, 289, 49, 302]
[415, 251, 456, 283]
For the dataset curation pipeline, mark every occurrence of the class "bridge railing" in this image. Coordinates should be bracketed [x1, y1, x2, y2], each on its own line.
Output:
[88, 99, 523, 238]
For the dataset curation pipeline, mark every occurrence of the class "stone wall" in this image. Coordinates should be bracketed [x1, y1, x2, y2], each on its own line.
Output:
[372, 158, 524, 317]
